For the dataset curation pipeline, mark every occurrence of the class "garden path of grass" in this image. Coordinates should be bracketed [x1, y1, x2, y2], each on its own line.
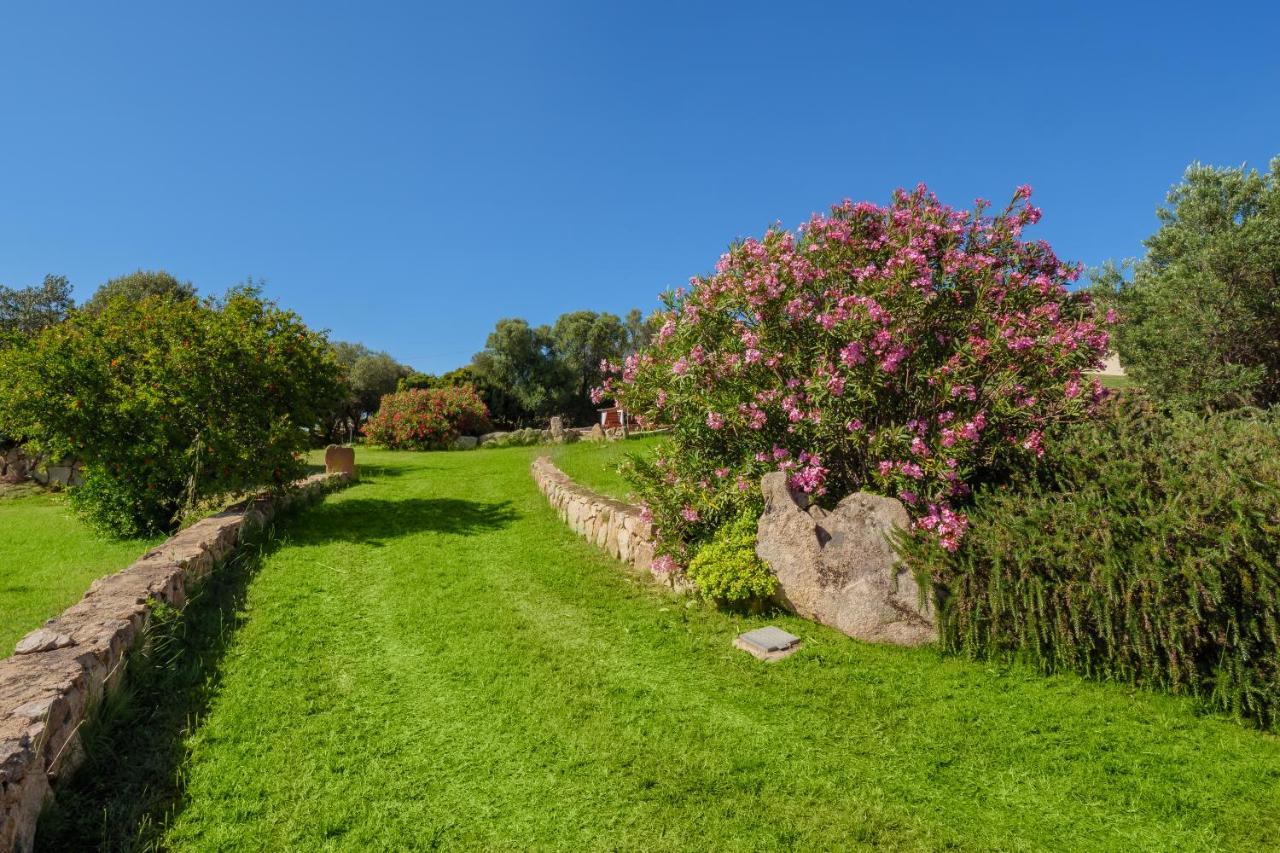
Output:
[47, 447, 1280, 851]
[0, 490, 159, 656]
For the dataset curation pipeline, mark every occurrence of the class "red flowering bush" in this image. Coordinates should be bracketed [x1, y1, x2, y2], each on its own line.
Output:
[604, 185, 1111, 593]
[363, 386, 491, 449]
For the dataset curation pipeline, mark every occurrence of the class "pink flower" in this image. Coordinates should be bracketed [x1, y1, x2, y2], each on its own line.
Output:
[680, 506, 700, 523]
[651, 554, 680, 574]
[706, 411, 725, 430]
[839, 342, 866, 366]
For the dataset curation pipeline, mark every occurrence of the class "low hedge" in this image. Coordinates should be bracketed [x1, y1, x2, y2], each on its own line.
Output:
[900, 393, 1280, 730]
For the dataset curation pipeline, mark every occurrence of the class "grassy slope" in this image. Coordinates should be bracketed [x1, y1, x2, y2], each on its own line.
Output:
[547, 434, 665, 502]
[0, 491, 157, 655]
[138, 447, 1280, 851]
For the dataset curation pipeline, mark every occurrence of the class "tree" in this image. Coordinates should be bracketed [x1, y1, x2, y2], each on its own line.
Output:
[323, 341, 413, 442]
[1101, 158, 1280, 410]
[0, 274, 74, 336]
[550, 310, 627, 422]
[399, 365, 527, 429]
[82, 269, 197, 313]
[0, 286, 342, 536]
[623, 308, 659, 355]
[470, 318, 569, 421]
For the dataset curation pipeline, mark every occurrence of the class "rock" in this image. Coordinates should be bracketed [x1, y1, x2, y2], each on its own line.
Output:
[735, 626, 803, 661]
[587, 424, 606, 442]
[14, 629, 76, 656]
[324, 445, 357, 477]
[452, 435, 478, 450]
[549, 416, 565, 441]
[755, 473, 937, 646]
[478, 431, 508, 447]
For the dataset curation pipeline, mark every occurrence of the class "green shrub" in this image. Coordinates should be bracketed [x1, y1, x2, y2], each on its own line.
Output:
[362, 386, 491, 450]
[686, 512, 776, 602]
[898, 393, 1280, 730]
[0, 286, 342, 536]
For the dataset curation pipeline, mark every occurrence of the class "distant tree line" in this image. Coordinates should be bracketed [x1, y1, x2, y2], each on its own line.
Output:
[401, 308, 657, 429]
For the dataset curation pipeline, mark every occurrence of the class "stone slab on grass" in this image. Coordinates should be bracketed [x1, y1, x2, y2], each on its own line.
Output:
[735, 626, 802, 661]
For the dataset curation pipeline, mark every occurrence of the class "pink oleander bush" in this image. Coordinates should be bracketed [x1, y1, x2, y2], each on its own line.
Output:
[603, 185, 1111, 596]
[363, 386, 491, 450]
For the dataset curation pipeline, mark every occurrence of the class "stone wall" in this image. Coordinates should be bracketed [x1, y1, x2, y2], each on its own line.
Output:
[0, 471, 350, 852]
[530, 457, 691, 593]
[0, 446, 81, 488]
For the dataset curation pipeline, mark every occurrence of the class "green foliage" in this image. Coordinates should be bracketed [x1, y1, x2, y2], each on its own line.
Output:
[0, 274, 74, 337]
[0, 286, 342, 536]
[401, 365, 528, 430]
[471, 318, 571, 421]
[898, 393, 1280, 730]
[1099, 157, 1280, 410]
[686, 511, 776, 602]
[468, 310, 645, 427]
[550, 310, 627, 423]
[82, 269, 198, 314]
[325, 341, 414, 441]
[362, 386, 491, 449]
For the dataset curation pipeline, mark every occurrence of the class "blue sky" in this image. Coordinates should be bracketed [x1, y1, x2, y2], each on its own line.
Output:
[1, 2, 1276, 373]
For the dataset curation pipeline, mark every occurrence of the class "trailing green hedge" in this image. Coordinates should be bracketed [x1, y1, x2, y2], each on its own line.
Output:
[899, 394, 1280, 730]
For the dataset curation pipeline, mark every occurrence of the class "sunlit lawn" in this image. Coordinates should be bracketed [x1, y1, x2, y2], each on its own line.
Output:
[0, 489, 158, 656]
[547, 433, 665, 502]
[39, 445, 1280, 851]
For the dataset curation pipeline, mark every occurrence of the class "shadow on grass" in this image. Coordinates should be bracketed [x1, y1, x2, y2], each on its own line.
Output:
[35, 526, 287, 852]
[295, 497, 518, 545]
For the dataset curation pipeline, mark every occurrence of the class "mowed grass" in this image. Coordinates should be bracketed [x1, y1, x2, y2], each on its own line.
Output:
[89, 445, 1280, 851]
[548, 433, 665, 501]
[0, 490, 157, 655]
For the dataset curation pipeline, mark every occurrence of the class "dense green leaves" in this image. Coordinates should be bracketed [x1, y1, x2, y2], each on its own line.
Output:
[1099, 158, 1280, 410]
[81, 269, 198, 314]
[0, 274, 73, 337]
[900, 393, 1280, 730]
[362, 386, 491, 449]
[0, 286, 343, 536]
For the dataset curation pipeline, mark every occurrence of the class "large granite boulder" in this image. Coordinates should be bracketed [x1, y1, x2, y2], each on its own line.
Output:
[755, 472, 937, 646]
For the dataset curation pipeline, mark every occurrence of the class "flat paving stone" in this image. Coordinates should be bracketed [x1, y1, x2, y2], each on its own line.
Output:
[735, 626, 802, 661]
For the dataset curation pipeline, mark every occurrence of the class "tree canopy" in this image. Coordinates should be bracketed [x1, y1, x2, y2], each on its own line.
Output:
[1098, 158, 1280, 410]
[0, 274, 74, 337]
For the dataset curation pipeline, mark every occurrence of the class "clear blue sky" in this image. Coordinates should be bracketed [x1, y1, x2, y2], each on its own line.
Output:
[1, 2, 1276, 373]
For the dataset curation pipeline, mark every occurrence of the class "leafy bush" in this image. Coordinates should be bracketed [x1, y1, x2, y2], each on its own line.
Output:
[898, 393, 1280, 730]
[363, 386, 491, 449]
[685, 512, 776, 602]
[1097, 157, 1280, 411]
[0, 286, 342, 536]
[607, 185, 1110, 595]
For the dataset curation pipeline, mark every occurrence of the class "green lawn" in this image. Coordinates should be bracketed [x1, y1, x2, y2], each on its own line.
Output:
[41, 446, 1280, 851]
[0, 490, 158, 656]
[547, 433, 665, 501]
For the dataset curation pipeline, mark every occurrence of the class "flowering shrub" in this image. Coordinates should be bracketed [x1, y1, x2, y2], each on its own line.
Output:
[604, 185, 1110, 591]
[898, 393, 1280, 731]
[0, 286, 342, 537]
[363, 386, 491, 449]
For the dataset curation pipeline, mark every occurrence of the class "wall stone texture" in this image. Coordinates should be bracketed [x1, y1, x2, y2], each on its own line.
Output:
[0, 471, 350, 852]
[530, 457, 692, 593]
[0, 447, 81, 488]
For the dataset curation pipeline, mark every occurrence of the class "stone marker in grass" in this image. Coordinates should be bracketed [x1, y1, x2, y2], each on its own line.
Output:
[735, 626, 802, 661]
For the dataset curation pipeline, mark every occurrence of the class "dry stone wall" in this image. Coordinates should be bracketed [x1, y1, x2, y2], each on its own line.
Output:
[0, 471, 350, 852]
[530, 457, 691, 593]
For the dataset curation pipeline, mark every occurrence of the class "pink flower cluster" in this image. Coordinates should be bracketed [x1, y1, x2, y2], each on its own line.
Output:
[608, 184, 1111, 564]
